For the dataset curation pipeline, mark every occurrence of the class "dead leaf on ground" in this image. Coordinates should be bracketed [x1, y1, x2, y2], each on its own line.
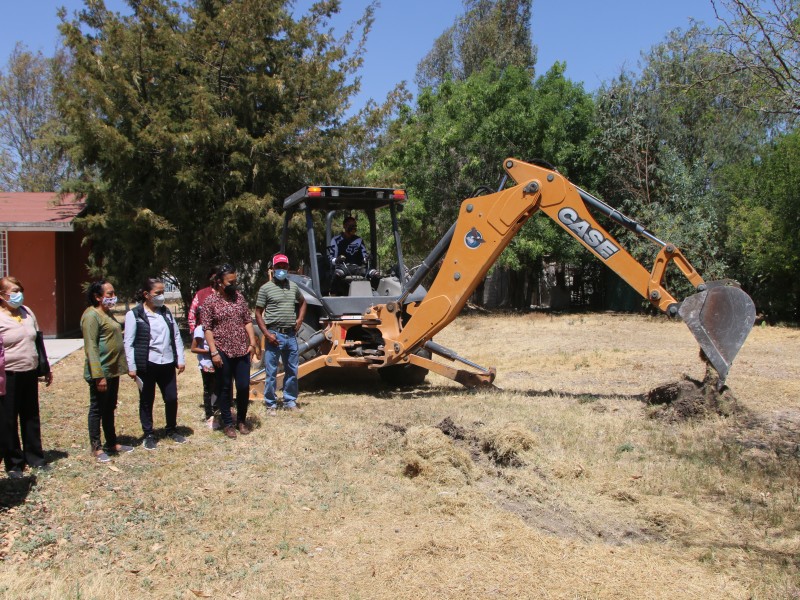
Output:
[189, 590, 212, 598]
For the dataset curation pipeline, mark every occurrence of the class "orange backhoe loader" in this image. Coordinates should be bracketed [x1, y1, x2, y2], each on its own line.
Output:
[250, 158, 755, 395]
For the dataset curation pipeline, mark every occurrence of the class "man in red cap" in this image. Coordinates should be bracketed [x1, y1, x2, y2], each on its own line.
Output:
[254, 253, 307, 414]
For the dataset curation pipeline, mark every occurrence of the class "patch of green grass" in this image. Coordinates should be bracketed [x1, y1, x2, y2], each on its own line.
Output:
[616, 442, 635, 454]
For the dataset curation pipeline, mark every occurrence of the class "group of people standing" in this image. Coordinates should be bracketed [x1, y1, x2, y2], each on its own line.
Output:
[79, 256, 306, 462]
[0, 253, 307, 474]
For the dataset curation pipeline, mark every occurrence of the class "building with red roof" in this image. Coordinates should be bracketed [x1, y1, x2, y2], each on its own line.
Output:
[0, 192, 90, 337]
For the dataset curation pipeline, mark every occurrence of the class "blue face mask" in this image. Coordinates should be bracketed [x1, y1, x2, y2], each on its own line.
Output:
[274, 269, 288, 281]
[4, 291, 23, 309]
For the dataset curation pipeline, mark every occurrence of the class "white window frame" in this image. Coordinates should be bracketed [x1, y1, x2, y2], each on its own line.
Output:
[0, 229, 8, 278]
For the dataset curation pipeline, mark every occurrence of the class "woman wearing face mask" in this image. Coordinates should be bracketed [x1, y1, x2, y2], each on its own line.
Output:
[81, 280, 133, 462]
[0, 276, 52, 478]
[200, 264, 258, 439]
[124, 278, 186, 451]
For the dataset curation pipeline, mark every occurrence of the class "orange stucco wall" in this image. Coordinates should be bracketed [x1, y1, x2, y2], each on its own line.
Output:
[7, 231, 57, 335]
[6, 230, 89, 337]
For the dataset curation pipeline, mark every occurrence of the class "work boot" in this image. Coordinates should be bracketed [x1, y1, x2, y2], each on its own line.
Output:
[237, 422, 251, 435]
[223, 425, 237, 439]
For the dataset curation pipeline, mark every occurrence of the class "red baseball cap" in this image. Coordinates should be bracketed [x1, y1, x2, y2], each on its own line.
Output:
[272, 253, 289, 266]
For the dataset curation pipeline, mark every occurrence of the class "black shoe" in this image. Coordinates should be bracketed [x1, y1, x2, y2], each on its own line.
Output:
[7, 470, 24, 479]
[168, 432, 187, 444]
[143, 436, 157, 451]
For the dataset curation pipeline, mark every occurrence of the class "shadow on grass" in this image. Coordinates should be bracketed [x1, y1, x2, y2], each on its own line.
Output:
[43, 449, 69, 465]
[516, 388, 648, 404]
[295, 366, 652, 403]
[0, 473, 36, 510]
[302, 369, 471, 399]
[134, 427, 196, 444]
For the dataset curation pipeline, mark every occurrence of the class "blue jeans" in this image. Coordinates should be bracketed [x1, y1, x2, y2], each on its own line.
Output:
[264, 331, 299, 408]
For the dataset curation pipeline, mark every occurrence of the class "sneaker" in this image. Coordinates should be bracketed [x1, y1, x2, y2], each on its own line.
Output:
[206, 416, 216, 430]
[95, 452, 111, 463]
[237, 422, 251, 435]
[285, 405, 302, 413]
[223, 425, 237, 439]
[143, 436, 157, 451]
[169, 432, 187, 444]
[266, 407, 278, 417]
[114, 444, 134, 454]
[7, 470, 24, 479]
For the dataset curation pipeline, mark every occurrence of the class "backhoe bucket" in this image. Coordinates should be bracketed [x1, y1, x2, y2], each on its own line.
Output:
[678, 281, 756, 385]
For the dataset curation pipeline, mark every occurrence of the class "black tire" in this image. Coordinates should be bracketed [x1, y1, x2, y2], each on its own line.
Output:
[378, 348, 430, 387]
[297, 322, 322, 364]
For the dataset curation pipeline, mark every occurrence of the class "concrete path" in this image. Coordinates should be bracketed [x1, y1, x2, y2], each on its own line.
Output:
[43, 338, 84, 366]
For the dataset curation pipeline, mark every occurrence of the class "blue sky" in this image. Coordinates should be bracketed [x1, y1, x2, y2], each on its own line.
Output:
[1, 0, 724, 112]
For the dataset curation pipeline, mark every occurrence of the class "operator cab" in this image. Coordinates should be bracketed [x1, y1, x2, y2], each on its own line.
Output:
[279, 185, 426, 324]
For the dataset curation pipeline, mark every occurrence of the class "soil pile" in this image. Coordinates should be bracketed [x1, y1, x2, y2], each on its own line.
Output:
[646, 367, 741, 422]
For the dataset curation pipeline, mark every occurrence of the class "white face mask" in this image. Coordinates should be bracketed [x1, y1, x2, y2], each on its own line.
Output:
[102, 296, 118, 308]
[151, 294, 166, 308]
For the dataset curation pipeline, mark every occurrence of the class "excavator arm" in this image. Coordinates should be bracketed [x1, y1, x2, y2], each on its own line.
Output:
[370, 158, 755, 387]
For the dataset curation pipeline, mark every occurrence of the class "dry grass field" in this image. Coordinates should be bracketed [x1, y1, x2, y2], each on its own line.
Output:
[1, 312, 798, 599]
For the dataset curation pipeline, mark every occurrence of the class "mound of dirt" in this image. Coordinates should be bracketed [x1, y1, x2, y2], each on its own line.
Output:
[435, 416, 469, 441]
[402, 426, 475, 485]
[478, 423, 537, 467]
[646, 370, 741, 422]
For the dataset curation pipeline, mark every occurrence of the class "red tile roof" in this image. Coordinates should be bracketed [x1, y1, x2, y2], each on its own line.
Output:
[0, 193, 86, 230]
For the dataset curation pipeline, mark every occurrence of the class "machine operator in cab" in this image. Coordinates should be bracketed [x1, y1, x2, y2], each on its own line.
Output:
[327, 216, 367, 267]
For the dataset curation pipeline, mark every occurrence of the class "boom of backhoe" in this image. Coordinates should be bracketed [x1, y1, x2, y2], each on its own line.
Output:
[255, 158, 755, 394]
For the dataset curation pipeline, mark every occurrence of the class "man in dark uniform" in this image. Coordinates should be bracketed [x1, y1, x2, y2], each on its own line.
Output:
[327, 216, 367, 267]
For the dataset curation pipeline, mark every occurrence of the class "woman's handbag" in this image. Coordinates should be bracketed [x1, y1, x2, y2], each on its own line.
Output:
[35, 331, 50, 377]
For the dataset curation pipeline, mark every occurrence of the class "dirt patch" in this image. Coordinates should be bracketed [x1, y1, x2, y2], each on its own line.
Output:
[435, 416, 469, 441]
[731, 409, 800, 466]
[646, 368, 741, 422]
[424, 417, 656, 546]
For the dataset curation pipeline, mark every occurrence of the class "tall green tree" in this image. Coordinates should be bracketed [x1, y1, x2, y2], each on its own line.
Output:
[721, 128, 800, 319]
[415, 0, 536, 89]
[372, 63, 597, 306]
[593, 25, 770, 290]
[708, 0, 800, 121]
[57, 0, 372, 304]
[0, 44, 72, 192]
